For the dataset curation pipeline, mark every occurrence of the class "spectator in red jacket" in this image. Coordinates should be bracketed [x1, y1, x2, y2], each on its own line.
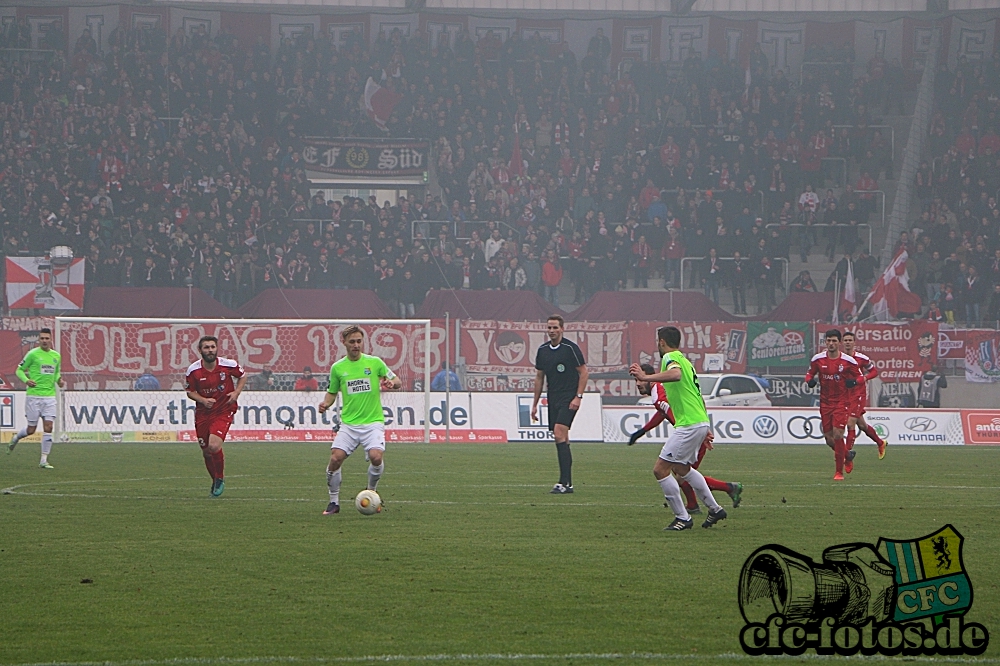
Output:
[294, 367, 319, 392]
[542, 250, 564, 308]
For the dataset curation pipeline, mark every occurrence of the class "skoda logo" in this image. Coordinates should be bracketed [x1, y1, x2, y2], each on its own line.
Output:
[787, 415, 824, 440]
[904, 416, 936, 432]
[753, 415, 779, 438]
[873, 424, 890, 439]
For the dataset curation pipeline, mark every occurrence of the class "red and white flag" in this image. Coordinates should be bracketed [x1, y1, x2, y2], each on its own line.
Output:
[866, 250, 922, 319]
[840, 258, 856, 320]
[5, 256, 86, 311]
[363, 77, 402, 131]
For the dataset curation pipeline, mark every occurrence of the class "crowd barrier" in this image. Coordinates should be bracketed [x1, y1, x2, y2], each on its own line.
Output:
[1, 391, 995, 446]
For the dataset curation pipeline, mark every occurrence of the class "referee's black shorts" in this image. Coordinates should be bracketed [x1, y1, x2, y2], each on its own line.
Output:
[547, 398, 577, 431]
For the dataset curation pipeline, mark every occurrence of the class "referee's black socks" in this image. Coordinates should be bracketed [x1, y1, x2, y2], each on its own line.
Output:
[555, 441, 572, 487]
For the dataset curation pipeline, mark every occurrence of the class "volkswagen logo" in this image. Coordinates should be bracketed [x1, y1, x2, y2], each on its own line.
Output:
[753, 415, 779, 439]
[904, 416, 936, 432]
[787, 415, 824, 440]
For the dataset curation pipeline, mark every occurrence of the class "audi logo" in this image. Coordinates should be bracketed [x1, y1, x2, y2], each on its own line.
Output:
[787, 415, 825, 440]
[753, 415, 779, 439]
[904, 417, 937, 432]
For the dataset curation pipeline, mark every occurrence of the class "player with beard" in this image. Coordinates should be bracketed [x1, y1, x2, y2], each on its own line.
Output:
[185, 336, 247, 497]
[841, 332, 886, 472]
[804, 329, 863, 481]
[631, 364, 743, 511]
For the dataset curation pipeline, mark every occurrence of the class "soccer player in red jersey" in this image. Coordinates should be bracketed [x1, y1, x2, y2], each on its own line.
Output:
[841, 332, 887, 472]
[631, 364, 743, 510]
[185, 336, 247, 497]
[804, 329, 863, 481]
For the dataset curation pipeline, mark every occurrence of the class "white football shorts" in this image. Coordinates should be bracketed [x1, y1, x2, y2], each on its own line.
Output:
[659, 423, 710, 466]
[332, 423, 386, 458]
[25, 396, 57, 426]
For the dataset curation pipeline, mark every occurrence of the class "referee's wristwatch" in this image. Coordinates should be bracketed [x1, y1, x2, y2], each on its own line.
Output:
[575, 393, 583, 399]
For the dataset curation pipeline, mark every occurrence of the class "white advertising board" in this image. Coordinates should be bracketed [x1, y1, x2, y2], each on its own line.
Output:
[470, 393, 605, 442]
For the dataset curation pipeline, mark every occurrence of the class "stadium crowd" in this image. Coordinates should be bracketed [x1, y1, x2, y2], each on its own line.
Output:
[904, 56, 1000, 327]
[0, 19, 991, 320]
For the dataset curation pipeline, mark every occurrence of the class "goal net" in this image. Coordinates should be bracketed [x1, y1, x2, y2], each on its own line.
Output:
[53, 317, 433, 444]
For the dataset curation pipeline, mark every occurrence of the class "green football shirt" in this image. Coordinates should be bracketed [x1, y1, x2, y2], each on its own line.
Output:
[18, 347, 61, 397]
[327, 354, 395, 426]
[660, 350, 709, 427]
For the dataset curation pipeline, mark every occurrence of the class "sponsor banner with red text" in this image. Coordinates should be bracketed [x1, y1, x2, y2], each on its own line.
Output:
[961, 410, 1000, 445]
[818, 322, 937, 381]
[470, 393, 604, 442]
[602, 406, 965, 445]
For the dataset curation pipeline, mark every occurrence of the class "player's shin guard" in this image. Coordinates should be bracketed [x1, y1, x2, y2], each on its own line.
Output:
[326, 468, 342, 504]
[679, 480, 698, 509]
[846, 427, 857, 451]
[658, 474, 688, 520]
[203, 451, 217, 479]
[367, 462, 383, 491]
[834, 438, 846, 475]
[555, 441, 572, 487]
[213, 449, 225, 479]
[680, 468, 722, 512]
[40, 433, 52, 463]
[704, 476, 729, 492]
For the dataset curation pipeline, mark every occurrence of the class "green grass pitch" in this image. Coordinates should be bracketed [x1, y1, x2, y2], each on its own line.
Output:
[1, 442, 998, 666]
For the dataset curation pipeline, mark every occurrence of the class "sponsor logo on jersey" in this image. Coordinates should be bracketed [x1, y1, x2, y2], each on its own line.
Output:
[40, 364, 55, 374]
[346, 378, 371, 394]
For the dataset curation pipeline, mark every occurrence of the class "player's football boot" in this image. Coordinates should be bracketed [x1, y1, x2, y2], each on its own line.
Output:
[322, 502, 340, 515]
[38, 461, 53, 469]
[702, 507, 727, 528]
[833, 472, 845, 481]
[8, 431, 23, 453]
[210, 478, 225, 497]
[727, 482, 743, 508]
[664, 517, 693, 531]
[845, 449, 857, 474]
[876, 437, 887, 459]
[550, 483, 574, 494]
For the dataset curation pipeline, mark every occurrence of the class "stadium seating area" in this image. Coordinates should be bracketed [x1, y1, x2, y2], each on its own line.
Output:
[0, 18, 995, 323]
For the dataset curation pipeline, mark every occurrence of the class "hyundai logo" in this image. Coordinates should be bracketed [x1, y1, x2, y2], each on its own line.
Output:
[904, 416, 936, 432]
[753, 415, 779, 438]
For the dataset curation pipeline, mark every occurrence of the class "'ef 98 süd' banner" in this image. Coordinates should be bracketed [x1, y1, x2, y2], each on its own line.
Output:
[301, 138, 429, 177]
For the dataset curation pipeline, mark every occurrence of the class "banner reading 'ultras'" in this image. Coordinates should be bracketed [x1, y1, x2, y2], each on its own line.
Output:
[818, 321, 937, 381]
[747, 322, 811, 368]
[300, 138, 428, 177]
[58, 320, 446, 389]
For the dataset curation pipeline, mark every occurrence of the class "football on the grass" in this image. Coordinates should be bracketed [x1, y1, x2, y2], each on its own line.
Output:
[355, 489, 382, 515]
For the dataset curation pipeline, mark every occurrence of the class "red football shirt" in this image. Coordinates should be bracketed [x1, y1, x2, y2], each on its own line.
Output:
[806, 352, 862, 406]
[640, 382, 676, 431]
[185, 357, 245, 418]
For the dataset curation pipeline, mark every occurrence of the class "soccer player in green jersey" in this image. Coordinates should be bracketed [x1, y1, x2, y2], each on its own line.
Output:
[318, 326, 401, 515]
[8, 328, 65, 468]
[630, 326, 727, 531]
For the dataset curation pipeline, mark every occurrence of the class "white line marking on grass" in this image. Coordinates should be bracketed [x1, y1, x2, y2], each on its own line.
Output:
[6, 653, 1000, 666]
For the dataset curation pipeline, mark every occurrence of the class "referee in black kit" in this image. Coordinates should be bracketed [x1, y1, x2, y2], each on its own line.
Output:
[531, 314, 589, 494]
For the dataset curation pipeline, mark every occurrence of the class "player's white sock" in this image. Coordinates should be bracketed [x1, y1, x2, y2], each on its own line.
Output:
[680, 468, 722, 512]
[326, 468, 342, 504]
[40, 433, 52, 463]
[13, 427, 27, 441]
[367, 463, 383, 491]
[658, 474, 690, 521]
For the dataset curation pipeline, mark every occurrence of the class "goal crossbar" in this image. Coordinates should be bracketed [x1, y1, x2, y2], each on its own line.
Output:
[53, 317, 433, 443]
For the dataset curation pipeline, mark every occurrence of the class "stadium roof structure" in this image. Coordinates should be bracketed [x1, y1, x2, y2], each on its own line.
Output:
[237, 288, 395, 319]
[566, 291, 738, 322]
[81, 287, 242, 319]
[416, 289, 563, 320]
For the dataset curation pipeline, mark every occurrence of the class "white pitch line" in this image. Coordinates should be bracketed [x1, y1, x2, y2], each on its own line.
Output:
[5, 653, 1000, 666]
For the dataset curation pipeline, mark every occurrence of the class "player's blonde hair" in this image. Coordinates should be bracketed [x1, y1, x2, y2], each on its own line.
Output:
[340, 325, 365, 342]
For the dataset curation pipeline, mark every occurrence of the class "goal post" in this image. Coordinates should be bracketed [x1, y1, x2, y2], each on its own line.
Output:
[53, 317, 432, 444]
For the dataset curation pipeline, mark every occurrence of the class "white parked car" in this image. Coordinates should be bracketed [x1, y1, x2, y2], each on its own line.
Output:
[698, 374, 772, 407]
